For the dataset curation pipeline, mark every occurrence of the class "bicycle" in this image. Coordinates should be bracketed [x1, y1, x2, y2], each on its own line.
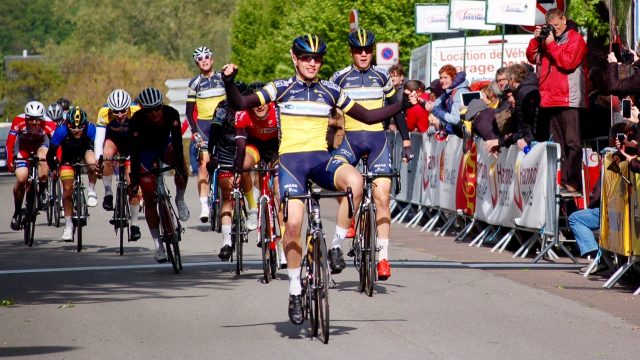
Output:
[229, 168, 249, 276]
[69, 163, 91, 252]
[254, 160, 282, 283]
[101, 155, 131, 255]
[348, 154, 400, 297]
[147, 163, 183, 274]
[46, 165, 62, 227]
[283, 181, 354, 344]
[207, 165, 222, 233]
[19, 154, 45, 247]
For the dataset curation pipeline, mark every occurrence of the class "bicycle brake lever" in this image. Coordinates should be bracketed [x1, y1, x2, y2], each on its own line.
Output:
[283, 191, 289, 223]
[346, 187, 354, 219]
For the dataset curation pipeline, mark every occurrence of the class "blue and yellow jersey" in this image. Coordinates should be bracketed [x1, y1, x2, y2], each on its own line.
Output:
[330, 65, 395, 132]
[187, 72, 226, 121]
[96, 103, 141, 134]
[255, 75, 354, 155]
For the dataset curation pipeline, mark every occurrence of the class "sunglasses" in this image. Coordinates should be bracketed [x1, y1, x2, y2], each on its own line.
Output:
[148, 105, 163, 113]
[352, 46, 374, 54]
[69, 126, 84, 133]
[298, 53, 323, 63]
[196, 54, 211, 62]
[25, 116, 42, 121]
[112, 109, 128, 115]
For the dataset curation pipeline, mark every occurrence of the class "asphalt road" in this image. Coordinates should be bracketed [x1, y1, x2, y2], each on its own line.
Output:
[0, 174, 639, 359]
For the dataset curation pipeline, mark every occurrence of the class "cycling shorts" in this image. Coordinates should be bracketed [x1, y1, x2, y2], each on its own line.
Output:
[278, 151, 347, 201]
[139, 138, 174, 173]
[197, 119, 211, 142]
[331, 130, 392, 175]
[246, 138, 279, 165]
[59, 165, 77, 181]
[104, 132, 131, 157]
[14, 144, 49, 169]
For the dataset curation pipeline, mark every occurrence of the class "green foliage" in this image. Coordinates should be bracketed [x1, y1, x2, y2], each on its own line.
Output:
[567, 0, 609, 39]
[0, 60, 63, 117]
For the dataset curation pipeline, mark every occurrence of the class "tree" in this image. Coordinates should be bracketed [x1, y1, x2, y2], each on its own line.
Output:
[0, 60, 63, 117]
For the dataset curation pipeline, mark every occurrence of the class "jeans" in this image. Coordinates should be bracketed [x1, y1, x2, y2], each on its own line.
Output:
[568, 207, 600, 256]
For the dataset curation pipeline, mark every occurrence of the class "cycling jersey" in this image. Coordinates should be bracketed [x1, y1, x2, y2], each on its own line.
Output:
[6, 114, 57, 166]
[48, 123, 97, 167]
[255, 76, 354, 155]
[187, 72, 226, 122]
[235, 103, 279, 142]
[95, 103, 141, 157]
[330, 64, 395, 132]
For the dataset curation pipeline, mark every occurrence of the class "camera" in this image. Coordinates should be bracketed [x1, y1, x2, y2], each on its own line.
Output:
[538, 24, 554, 40]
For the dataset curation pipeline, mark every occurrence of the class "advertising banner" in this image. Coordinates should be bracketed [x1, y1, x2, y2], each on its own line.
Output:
[514, 142, 554, 231]
[438, 136, 464, 211]
[600, 153, 631, 256]
[456, 139, 477, 216]
[631, 170, 640, 256]
[485, 0, 536, 26]
[449, 0, 495, 31]
[415, 4, 458, 34]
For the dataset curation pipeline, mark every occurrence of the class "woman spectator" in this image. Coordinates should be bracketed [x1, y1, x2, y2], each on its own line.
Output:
[404, 80, 429, 133]
[424, 64, 469, 137]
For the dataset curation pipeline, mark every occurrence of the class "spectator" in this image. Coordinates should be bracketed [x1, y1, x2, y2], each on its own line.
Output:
[466, 98, 500, 156]
[424, 64, 470, 137]
[526, 8, 587, 196]
[495, 67, 509, 92]
[388, 64, 406, 131]
[607, 51, 640, 124]
[585, 67, 617, 147]
[480, 81, 501, 109]
[504, 63, 541, 151]
[404, 80, 429, 133]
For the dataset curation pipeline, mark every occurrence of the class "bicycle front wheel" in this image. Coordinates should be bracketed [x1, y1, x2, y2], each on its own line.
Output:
[24, 184, 36, 247]
[314, 231, 330, 344]
[116, 184, 130, 256]
[259, 199, 270, 283]
[159, 198, 179, 274]
[46, 179, 53, 226]
[365, 206, 377, 297]
[234, 195, 244, 275]
[53, 179, 62, 227]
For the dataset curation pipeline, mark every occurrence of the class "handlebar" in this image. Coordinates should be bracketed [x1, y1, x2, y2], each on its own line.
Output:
[283, 186, 354, 222]
[362, 170, 401, 195]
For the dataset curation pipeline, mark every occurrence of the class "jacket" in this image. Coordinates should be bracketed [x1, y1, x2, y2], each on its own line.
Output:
[431, 71, 470, 126]
[526, 20, 587, 108]
[513, 71, 541, 144]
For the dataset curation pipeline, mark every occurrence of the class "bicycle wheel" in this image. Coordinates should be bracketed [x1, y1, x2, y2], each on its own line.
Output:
[314, 230, 330, 343]
[365, 206, 377, 297]
[53, 179, 62, 227]
[259, 199, 271, 283]
[74, 188, 85, 253]
[303, 237, 318, 336]
[46, 178, 53, 226]
[116, 184, 129, 256]
[234, 194, 244, 275]
[174, 231, 182, 271]
[159, 198, 179, 274]
[24, 183, 36, 247]
[355, 208, 367, 293]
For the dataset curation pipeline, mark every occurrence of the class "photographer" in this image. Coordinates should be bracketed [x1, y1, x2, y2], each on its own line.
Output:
[526, 8, 587, 197]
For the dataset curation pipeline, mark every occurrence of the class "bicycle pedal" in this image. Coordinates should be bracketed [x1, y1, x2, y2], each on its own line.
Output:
[347, 249, 355, 257]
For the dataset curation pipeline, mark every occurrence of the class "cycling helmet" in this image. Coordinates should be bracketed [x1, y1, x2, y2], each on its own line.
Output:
[291, 34, 327, 56]
[247, 81, 265, 94]
[193, 46, 213, 61]
[235, 81, 248, 95]
[56, 97, 71, 111]
[348, 28, 375, 48]
[107, 89, 132, 111]
[67, 106, 88, 129]
[24, 101, 46, 118]
[46, 103, 64, 121]
[137, 87, 163, 108]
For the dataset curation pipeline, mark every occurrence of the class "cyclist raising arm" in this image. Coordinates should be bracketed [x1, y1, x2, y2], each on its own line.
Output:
[128, 88, 189, 263]
[220, 34, 416, 324]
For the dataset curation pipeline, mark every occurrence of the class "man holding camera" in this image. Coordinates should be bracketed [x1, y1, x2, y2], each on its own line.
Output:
[526, 8, 587, 196]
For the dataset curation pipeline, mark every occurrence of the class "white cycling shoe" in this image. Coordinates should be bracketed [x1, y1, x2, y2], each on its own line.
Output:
[61, 227, 73, 241]
[87, 192, 98, 207]
[154, 247, 167, 263]
[199, 205, 209, 223]
[246, 208, 258, 231]
[176, 199, 190, 221]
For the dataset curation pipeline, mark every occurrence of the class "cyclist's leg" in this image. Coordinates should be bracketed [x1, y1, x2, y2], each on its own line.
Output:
[84, 150, 98, 207]
[139, 173, 164, 260]
[243, 144, 259, 229]
[196, 119, 211, 218]
[163, 143, 189, 220]
[36, 145, 50, 206]
[330, 132, 361, 250]
[12, 156, 28, 227]
[59, 165, 75, 239]
[101, 139, 118, 209]
[218, 172, 234, 260]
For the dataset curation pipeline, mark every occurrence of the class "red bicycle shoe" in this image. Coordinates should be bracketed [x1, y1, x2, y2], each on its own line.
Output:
[377, 259, 391, 280]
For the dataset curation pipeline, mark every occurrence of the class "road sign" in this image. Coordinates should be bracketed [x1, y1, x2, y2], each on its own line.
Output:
[520, 0, 566, 33]
[376, 42, 399, 66]
[349, 9, 359, 31]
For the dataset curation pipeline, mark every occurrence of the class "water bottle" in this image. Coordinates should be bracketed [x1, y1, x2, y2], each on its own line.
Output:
[523, 145, 531, 154]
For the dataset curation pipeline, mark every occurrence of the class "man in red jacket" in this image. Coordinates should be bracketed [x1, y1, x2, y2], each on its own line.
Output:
[526, 8, 587, 196]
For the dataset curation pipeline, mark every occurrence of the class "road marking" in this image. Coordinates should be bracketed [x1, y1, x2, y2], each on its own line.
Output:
[0, 260, 581, 276]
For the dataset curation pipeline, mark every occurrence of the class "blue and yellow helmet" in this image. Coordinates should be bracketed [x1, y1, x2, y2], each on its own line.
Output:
[292, 34, 327, 56]
[66, 106, 88, 129]
[348, 28, 375, 49]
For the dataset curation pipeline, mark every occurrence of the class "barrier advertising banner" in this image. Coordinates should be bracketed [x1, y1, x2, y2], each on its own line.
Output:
[600, 153, 631, 256]
[437, 136, 464, 211]
[456, 139, 477, 216]
[630, 171, 640, 256]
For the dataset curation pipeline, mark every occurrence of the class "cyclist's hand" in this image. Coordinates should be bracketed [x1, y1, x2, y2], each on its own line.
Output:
[206, 158, 218, 174]
[7, 161, 14, 173]
[127, 184, 139, 197]
[402, 146, 414, 163]
[221, 64, 238, 83]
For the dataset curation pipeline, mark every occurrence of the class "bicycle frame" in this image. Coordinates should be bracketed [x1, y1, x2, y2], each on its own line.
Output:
[151, 163, 183, 274]
[71, 163, 89, 252]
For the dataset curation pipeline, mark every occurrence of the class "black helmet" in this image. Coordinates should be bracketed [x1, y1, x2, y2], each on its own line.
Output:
[291, 34, 327, 56]
[67, 106, 88, 129]
[348, 28, 375, 48]
[56, 97, 71, 111]
[137, 87, 163, 108]
[246, 81, 265, 95]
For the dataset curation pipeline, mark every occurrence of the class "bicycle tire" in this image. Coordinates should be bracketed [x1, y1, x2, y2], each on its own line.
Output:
[365, 206, 377, 297]
[159, 198, 179, 274]
[304, 234, 318, 336]
[314, 230, 330, 343]
[75, 187, 85, 253]
[164, 236, 179, 274]
[174, 231, 182, 271]
[356, 209, 367, 293]
[117, 183, 129, 256]
[234, 194, 244, 275]
[46, 178, 53, 226]
[269, 247, 278, 279]
[53, 179, 62, 227]
[24, 182, 36, 247]
[259, 199, 270, 283]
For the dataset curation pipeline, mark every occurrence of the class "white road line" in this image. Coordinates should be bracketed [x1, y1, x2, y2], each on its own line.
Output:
[0, 260, 581, 275]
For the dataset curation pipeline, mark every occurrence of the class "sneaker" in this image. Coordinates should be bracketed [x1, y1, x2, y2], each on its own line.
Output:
[61, 227, 73, 241]
[102, 194, 113, 211]
[154, 247, 167, 263]
[218, 244, 233, 261]
[579, 263, 608, 275]
[10, 214, 21, 231]
[176, 199, 190, 221]
[345, 218, 356, 238]
[328, 247, 346, 274]
[246, 208, 258, 231]
[199, 206, 209, 223]
[288, 295, 304, 325]
[377, 259, 391, 280]
[130, 225, 141, 241]
[87, 192, 98, 207]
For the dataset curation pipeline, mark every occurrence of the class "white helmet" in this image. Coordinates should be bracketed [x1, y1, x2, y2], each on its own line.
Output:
[193, 46, 213, 61]
[24, 101, 46, 118]
[46, 103, 64, 121]
[137, 87, 163, 108]
[107, 89, 132, 112]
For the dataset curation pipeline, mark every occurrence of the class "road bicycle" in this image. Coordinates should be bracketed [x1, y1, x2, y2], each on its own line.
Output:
[46, 165, 62, 228]
[254, 160, 282, 283]
[101, 156, 131, 255]
[69, 163, 91, 252]
[283, 182, 353, 344]
[207, 165, 222, 233]
[19, 154, 45, 247]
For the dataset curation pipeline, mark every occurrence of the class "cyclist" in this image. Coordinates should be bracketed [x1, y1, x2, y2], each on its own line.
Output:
[186, 46, 227, 224]
[330, 28, 413, 280]
[205, 100, 249, 260]
[220, 34, 416, 324]
[235, 82, 279, 232]
[46, 103, 65, 125]
[7, 101, 57, 230]
[56, 98, 71, 121]
[94, 89, 142, 241]
[127, 88, 190, 263]
[46, 106, 99, 241]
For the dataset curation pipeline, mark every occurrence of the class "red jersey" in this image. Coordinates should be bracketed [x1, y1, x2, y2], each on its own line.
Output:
[6, 114, 57, 165]
[235, 103, 278, 142]
[405, 92, 430, 133]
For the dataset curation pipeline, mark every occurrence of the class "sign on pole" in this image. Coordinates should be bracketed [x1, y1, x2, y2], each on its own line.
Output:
[415, 4, 457, 34]
[349, 9, 359, 31]
[486, 0, 536, 26]
[376, 42, 399, 66]
[449, 0, 495, 31]
[520, 0, 565, 32]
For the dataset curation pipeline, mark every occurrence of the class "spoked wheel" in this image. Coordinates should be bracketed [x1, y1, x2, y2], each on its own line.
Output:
[174, 231, 183, 271]
[259, 199, 271, 283]
[355, 210, 366, 293]
[234, 196, 245, 276]
[365, 206, 377, 297]
[209, 196, 221, 233]
[116, 185, 130, 256]
[314, 231, 330, 344]
[46, 181, 53, 226]
[74, 190, 85, 253]
[53, 180, 62, 227]
[24, 185, 36, 247]
[159, 199, 179, 274]
[164, 235, 179, 274]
